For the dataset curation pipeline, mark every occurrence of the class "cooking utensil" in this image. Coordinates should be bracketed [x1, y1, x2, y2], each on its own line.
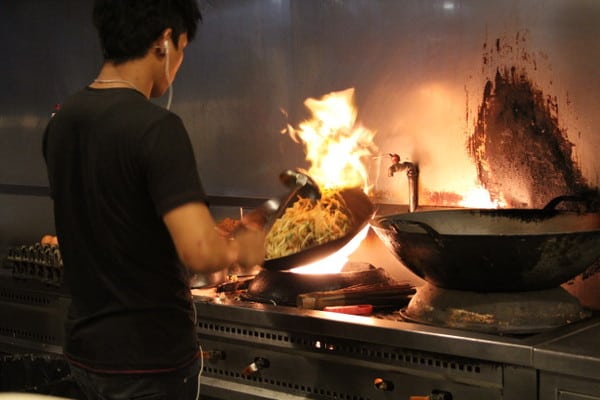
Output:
[193, 171, 321, 289]
[262, 186, 375, 271]
[370, 196, 600, 292]
[241, 169, 321, 231]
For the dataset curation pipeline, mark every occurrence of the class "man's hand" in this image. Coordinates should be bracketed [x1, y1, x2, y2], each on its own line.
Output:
[232, 222, 266, 268]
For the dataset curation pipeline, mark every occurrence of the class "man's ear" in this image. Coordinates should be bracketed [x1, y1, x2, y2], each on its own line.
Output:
[159, 28, 173, 52]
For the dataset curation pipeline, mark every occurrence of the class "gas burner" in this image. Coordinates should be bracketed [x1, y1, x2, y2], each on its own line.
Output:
[399, 282, 593, 335]
[241, 263, 397, 306]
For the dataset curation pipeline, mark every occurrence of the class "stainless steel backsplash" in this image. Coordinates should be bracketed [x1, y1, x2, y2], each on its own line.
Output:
[1, 0, 599, 243]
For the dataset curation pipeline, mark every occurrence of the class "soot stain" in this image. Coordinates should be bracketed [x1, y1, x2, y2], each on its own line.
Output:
[468, 65, 593, 209]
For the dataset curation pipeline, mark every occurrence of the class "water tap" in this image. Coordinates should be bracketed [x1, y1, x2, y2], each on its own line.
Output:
[388, 153, 419, 212]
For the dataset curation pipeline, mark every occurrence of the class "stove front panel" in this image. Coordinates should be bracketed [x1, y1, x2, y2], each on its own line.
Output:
[194, 300, 538, 400]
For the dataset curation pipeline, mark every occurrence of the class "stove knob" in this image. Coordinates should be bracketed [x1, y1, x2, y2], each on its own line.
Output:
[373, 377, 394, 391]
[242, 357, 270, 377]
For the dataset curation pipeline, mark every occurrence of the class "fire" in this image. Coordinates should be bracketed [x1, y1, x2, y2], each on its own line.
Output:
[283, 88, 376, 274]
[458, 186, 506, 208]
[285, 88, 377, 192]
[291, 225, 370, 275]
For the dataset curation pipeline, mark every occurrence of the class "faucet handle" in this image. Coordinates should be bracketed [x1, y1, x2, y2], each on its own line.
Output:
[389, 153, 401, 164]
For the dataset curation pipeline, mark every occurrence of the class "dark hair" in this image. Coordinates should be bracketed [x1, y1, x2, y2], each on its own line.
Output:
[93, 0, 202, 64]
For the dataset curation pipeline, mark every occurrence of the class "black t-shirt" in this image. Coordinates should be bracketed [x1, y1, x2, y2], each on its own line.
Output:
[42, 87, 207, 371]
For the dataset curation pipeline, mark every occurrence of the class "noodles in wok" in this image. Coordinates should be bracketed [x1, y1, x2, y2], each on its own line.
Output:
[265, 189, 353, 260]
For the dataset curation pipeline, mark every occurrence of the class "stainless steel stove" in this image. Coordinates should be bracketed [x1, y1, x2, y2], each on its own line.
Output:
[192, 287, 600, 400]
[0, 245, 599, 399]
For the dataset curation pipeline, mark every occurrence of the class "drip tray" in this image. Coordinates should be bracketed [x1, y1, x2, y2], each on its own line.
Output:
[399, 282, 593, 335]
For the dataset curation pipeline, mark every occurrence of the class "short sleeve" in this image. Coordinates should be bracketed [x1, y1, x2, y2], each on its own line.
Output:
[140, 113, 207, 215]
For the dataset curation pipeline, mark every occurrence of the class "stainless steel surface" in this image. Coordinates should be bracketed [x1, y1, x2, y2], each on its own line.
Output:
[539, 375, 600, 400]
[0, 278, 68, 356]
[538, 334, 600, 398]
[195, 296, 532, 365]
[0, 270, 598, 398]
[535, 320, 600, 380]
[193, 293, 600, 399]
[3, 0, 600, 207]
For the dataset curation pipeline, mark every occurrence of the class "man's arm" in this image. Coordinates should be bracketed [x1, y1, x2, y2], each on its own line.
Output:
[163, 202, 265, 273]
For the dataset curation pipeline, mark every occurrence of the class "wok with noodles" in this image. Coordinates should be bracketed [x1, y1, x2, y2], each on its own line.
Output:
[263, 187, 374, 271]
[265, 190, 352, 259]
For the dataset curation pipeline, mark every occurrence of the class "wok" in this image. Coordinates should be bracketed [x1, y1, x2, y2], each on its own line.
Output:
[370, 197, 600, 292]
[263, 187, 375, 271]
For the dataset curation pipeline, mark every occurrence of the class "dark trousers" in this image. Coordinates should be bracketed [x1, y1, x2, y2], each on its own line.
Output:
[68, 359, 201, 400]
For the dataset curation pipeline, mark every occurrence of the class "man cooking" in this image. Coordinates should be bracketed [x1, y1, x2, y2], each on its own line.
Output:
[42, 0, 266, 399]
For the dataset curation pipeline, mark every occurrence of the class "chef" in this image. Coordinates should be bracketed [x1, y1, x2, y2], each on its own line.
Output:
[42, 1, 265, 399]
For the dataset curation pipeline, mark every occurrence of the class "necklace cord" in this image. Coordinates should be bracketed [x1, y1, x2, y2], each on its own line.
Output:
[93, 79, 142, 94]
[93, 77, 173, 110]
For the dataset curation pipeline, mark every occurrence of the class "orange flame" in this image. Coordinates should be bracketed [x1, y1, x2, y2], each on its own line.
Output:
[284, 89, 376, 274]
[458, 186, 506, 208]
[458, 187, 506, 208]
[285, 88, 377, 191]
[290, 225, 370, 274]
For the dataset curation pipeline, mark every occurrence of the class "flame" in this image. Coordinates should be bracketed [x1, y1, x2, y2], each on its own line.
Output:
[282, 88, 376, 274]
[458, 186, 505, 208]
[285, 88, 377, 191]
[290, 225, 370, 274]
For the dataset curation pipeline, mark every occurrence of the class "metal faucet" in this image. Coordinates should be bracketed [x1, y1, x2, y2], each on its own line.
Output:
[388, 153, 419, 212]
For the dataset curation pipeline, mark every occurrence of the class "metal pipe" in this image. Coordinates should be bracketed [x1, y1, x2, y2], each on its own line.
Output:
[388, 153, 419, 212]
